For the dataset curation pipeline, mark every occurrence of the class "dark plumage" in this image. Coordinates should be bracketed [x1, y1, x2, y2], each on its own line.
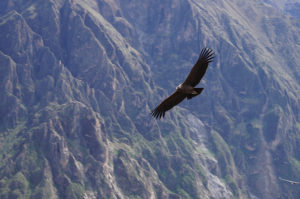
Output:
[151, 48, 214, 119]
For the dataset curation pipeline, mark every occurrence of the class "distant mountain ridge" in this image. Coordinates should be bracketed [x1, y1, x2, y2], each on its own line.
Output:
[0, 0, 300, 198]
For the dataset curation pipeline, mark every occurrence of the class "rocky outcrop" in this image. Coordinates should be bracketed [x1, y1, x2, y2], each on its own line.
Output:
[0, 0, 299, 198]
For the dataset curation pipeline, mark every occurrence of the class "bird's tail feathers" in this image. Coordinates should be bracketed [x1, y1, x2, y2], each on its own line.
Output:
[187, 88, 204, 100]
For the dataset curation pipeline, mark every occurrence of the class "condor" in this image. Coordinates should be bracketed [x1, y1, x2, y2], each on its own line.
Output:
[151, 48, 214, 119]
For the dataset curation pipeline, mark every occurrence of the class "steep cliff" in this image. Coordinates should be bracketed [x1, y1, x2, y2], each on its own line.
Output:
[0, 0, 299, 198]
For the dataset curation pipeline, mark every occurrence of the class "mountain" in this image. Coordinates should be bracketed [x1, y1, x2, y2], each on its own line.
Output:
[263, 0, 300, 18]
[0, 0, 300, 198]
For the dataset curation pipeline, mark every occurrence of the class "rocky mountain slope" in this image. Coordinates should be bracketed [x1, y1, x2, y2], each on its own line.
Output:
[0, 0, 300, 198]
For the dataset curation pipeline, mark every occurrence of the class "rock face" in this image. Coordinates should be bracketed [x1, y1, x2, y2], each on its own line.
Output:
[0, 0, 300, 198]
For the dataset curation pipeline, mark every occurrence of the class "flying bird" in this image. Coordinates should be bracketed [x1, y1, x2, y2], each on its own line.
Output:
[151, 48, 214, 119]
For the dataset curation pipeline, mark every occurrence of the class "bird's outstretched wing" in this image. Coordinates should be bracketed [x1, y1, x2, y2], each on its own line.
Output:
[183, 48, 214, 87]
[151, 91, 186, 119]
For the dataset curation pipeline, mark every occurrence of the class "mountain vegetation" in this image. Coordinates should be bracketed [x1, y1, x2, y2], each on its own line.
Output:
[0, 0, 300, 198]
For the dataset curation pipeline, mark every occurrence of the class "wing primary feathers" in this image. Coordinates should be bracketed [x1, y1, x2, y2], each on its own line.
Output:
[200, 48, 214, 63]
[183, 47, 215, 87]
[151, 91, 186, 119]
